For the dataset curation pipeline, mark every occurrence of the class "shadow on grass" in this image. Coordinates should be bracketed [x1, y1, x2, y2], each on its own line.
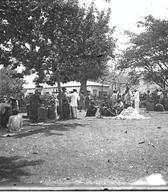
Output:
[14, 122, 87, 138]
[0, 156, 44, 183]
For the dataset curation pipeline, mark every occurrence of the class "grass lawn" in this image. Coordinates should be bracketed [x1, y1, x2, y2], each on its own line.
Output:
[0, 109, 168, 188]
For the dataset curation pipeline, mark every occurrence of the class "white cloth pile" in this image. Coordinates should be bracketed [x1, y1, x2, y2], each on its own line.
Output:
[114, 107, 150, 120]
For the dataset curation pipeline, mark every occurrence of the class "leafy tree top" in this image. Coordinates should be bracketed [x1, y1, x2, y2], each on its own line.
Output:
[118, 15, 168, 88]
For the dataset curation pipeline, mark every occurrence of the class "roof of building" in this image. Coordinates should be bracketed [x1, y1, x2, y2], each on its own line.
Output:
[24, 80, 110, 89]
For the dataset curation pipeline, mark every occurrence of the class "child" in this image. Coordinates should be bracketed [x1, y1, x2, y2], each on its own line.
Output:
[7, 109, 23, 132]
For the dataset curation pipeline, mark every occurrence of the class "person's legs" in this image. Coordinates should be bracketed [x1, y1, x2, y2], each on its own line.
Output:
[135, 101, 139, 113]
[70, 106, 73, 119]
[31, 106, 38, 123]
[71, 106, 77, 119]
[63, 104, 71, 120]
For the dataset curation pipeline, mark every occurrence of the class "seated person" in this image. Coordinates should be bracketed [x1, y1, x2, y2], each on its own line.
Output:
[154, 103, 165, 111]
[7, 109, 23, 132]
[114, 99, 124, 115]
[100, 103, 116, 116]
[86, 100, 97, 117]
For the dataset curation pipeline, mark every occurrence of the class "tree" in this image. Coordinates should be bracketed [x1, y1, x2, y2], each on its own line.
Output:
[0, 0, 116, 118]
[0, 0, 66, 71]
[69, 3, 116, 94]
[0, 67, 25, 100]
[118, 15, 168, 89]
[0, 0, 35, 68]
[0, 0, 79, 118]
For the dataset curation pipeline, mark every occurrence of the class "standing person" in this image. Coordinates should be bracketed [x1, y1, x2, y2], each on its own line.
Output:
[9, 97, 19, 111]
[152, 89, 159, 105]
[0, 103, 11, 128]
[158, 89, 164, 104]
[29, 89, 41, 123]
[69, 89, 79, 119]
[61, 87, 71, 120]
[84, 91, 91, 111]
[111, 90, 118, 107]
[133, 89, 140, 113]
[53, 92, 59, 121]
[124, 86, 133, 108]
[7, 109, 22, 132]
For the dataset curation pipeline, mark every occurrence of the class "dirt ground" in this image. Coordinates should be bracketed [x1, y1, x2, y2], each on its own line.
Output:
[0, 108, 168, 188]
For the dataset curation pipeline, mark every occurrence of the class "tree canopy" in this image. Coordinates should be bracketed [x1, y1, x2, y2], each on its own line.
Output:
[0, 0, 116, 118]
[0, 67, 25, 100]
[0, 0, 116, 93]
[118, 15, 168, 89]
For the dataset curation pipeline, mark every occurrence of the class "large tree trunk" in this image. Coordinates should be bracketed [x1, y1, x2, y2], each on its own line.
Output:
[80, 76, 87, 96]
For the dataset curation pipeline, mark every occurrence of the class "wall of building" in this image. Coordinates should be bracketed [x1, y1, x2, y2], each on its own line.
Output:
[24, 85, 110, 97]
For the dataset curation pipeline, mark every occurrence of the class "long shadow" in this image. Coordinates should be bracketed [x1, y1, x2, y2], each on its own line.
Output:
[156, 111, 168, 114]
[13, 122, 87, 138]
[0, 156, 44, 184]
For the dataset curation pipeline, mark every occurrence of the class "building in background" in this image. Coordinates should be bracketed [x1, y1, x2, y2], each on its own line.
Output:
[24, 81, 110, 97]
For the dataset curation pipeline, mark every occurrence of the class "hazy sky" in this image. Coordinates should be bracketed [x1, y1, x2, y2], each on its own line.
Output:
[79, 0, 168, 50]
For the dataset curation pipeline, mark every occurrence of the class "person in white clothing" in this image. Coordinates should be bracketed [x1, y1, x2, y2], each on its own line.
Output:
[133, 89, 140, 113]
[53, 92, 59, 121]
[7, 109, 23, 132]
[69, 89, 79, 119]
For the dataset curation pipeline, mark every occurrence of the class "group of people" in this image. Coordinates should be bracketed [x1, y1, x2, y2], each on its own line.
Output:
[57, 87, 96, 120]
[1, 85, 168, 134]
[27, 86, 140, 121]
[85, 86, 140, 117]
[28, 87, 88, 122]
[57, 87, 80, 120]
[140, 88, 168, 111]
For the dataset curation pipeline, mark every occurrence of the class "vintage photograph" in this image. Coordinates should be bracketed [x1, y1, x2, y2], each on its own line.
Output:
[0, 0, 168, 190]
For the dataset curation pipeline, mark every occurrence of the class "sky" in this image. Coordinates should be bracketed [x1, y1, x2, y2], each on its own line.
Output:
[79, 0, 168, 50]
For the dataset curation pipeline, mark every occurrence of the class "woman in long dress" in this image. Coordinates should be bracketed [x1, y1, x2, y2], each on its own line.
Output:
[124, 86, 133, 108]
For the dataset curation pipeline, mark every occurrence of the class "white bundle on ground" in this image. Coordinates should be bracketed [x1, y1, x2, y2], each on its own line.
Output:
[114, 107, 150, 120]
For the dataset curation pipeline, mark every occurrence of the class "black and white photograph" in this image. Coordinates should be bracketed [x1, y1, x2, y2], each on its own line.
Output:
[0, 0, 168, 190]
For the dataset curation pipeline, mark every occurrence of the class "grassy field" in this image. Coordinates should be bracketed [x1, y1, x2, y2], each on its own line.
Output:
[0, 109, 168, 188]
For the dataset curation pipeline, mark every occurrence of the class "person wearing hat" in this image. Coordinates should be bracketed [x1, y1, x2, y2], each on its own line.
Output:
[68, 89, 79, 119]
[29, 89, 42, 123]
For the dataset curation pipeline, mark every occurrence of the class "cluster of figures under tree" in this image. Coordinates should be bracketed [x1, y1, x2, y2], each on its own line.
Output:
[1, 85, 168, 132]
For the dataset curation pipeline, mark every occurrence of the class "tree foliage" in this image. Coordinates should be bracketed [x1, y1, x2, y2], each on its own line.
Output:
[118, 15, 168, 89]
[0, 67, 25, 99]
[0, 0, 116, 118]
[0, 0, 115, 89]
[70, 4, 116, 94]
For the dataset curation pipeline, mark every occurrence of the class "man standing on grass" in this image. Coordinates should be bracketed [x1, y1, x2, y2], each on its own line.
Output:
[133, 89, 140, 113]
[69, 89, 79, 119]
